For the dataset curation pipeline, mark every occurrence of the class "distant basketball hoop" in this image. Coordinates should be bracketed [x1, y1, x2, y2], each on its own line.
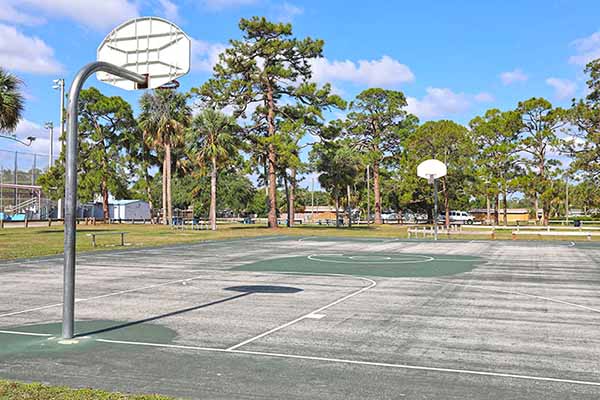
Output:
[417, 159, 447, 241]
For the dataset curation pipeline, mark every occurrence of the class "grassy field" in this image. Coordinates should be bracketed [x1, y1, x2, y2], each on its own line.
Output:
[0, 380, 173, 399]
[0, 223, 411, 260]
[1, 222, 599, 261]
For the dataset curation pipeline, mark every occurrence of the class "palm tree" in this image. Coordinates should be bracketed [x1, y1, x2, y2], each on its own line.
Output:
[0, 68, 24, 132]
[187, 108, 240, 230]
[139, 90, 191, 224]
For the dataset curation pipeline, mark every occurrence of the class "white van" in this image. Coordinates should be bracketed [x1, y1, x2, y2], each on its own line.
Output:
[438, 210, 475, 224]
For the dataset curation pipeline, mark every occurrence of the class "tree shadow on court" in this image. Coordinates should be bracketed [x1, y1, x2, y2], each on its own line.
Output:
[75, 285, 303, 338]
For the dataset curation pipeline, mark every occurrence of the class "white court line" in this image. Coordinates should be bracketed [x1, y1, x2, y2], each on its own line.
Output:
[226, 274, 376, 351]
[0, 274, 209, 319]
[423, 279, 600, 314]
[0, 329, 52, 337]
[307, 254, 434, 265]
[93, 337, 600, 388]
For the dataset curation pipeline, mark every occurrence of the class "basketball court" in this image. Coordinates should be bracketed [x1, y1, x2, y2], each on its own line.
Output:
[1, 236, 599, 399]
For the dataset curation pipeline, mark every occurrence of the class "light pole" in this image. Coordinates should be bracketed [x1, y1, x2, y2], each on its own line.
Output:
[44, 122, 54, 168]
[0, 134, 35, 146]
[52, 79, 65, 140]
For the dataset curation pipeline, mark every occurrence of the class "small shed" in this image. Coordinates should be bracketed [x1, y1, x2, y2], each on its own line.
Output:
[470, 208, 530, 223]
[110, 200, 151, 220]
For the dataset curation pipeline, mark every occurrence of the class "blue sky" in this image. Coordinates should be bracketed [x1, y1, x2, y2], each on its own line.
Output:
[2, 0, 600, 182]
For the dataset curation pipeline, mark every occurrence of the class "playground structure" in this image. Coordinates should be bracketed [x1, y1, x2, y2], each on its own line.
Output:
[0, 149, 56, 221]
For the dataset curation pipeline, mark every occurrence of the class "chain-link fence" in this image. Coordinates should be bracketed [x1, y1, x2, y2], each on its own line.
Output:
[0, 149, 57, 219]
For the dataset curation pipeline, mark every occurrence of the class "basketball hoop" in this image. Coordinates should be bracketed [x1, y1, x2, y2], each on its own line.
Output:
[416, 159, 448, 242]
[62, 16, 191, 340]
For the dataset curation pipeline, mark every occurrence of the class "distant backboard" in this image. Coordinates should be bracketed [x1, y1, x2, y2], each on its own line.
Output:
[417, 159, 447, 182]
[96, 17, 191, 90]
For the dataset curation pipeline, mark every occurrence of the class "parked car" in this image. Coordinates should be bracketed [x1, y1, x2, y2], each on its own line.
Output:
[438, 210, 475, 224]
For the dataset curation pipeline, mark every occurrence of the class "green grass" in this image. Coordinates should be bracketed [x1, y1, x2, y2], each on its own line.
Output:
[0, 380, 174, 400]
[1, 222, 599, 261]
[0, 223, 409, 260]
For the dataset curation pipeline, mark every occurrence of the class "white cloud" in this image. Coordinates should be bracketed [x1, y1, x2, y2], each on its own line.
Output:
[202, 0, 258, 10]
[192, 38, 227, 73]
[500, 68, 528, 85]
[406, 87, 471, 119]
[310, 55, 415, 87]
[569, 31, 600, 65]
[5, 0, 139, 31]
[157, 0, 180, 22]
[0, 23, 63, 74]
[474, 92, 494, 103]
[274, 2, 303, 22]
[545, 77, 577, 100]
[0, 1, 45, 26]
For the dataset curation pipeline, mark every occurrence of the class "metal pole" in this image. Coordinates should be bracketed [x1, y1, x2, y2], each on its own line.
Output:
[13, 151, 17, 207]
[433, 177, 439, 241]
[59, 79, 65, 141]
[32, 154, 36, 186]
[45, 122, 54, 169]
[63, 61, 146, 339]
[366, 164, 370, 224]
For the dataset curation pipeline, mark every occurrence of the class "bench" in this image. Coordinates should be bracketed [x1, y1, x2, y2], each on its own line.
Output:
[86, 231, 128, 247]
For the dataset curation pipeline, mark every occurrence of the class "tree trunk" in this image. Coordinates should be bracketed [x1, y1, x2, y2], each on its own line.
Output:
[442, 176, 450, 229]
[162, 156, 167, 225]
[335, 194, 340, 228]
[283, 174, 290, 227]
[494, 194, 499, 226]
[347, 184, 352, 228]
[289, 168, 296, 228]
[209, 156, 217, 231]
[266, 83, 278, 229]
[144, 169, 154, 224]
[502, 184, 508, 226]
[101, 176, 109, 222]
[142, 130, 154, 223]
[373, 162, 382, 224]
[534, 194, 539, 225]
[165, 142, 172, 225]
[486, 193, 491, 225]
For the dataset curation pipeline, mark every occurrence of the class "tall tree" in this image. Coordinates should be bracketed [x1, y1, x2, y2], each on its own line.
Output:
[186, 108, 241, 230]
[196, 17, 341, 229]
[405, 120, 475, 227]
[38, 88, 135, 216]
[470, 109, 522, 225]
[0, 68, 24, 132]
[517, 98, 567, 225]
[139, 90, 191, 224]
[568, 59, 600, 184]
[310, 137, 360, 227]
[346, 88, 418, 225]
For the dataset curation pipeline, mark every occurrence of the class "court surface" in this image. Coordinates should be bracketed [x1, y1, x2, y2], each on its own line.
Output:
[1, 236, 599, 399]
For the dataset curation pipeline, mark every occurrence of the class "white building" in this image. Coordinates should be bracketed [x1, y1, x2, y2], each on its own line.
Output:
[110, 199, 151, 220]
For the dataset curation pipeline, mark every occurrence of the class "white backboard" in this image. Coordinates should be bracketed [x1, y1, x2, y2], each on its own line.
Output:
[417, 159, 447, 180]
[97, 17, 191, 90]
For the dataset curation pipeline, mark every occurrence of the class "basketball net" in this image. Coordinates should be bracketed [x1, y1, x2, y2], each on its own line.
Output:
[428, 175, 434, 184]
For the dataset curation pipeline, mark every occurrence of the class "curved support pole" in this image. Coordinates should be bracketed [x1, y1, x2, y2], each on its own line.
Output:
[63, 62, 146, 339]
